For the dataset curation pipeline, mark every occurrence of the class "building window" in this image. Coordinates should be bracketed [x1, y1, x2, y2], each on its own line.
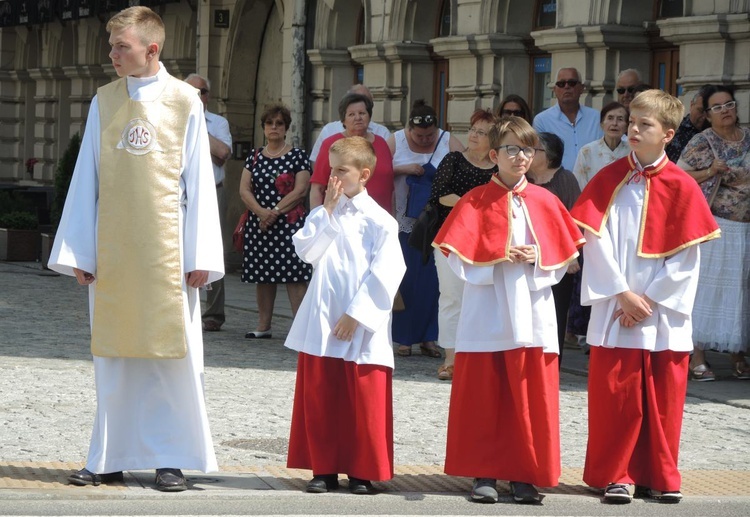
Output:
[433, 0, 451, 129]
[658, 0, 684, 18]
[353, 6, 364, 84]
[534, 0, 556, 30]
[531, 55, 552, 115]
[651, 48, 680, 97]
[438, 0, 450, 37]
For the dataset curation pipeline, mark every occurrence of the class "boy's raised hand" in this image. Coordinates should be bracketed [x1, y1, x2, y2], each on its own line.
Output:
[333, 313, 359, 341]
[324, 175, 344, 215]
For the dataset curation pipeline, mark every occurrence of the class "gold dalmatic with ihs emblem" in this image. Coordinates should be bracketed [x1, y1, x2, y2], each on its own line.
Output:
[92, 77, 192, 359]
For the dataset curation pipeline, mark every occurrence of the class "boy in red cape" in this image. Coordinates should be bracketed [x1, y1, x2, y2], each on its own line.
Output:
[570, 90, 720, 504]
[434, 117, 584, 504]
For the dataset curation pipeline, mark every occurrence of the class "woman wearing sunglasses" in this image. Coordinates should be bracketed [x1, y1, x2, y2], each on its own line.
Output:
[495, 94, 532, 124]
[388, 100, 463, 359]
[678, 85, 750, 381]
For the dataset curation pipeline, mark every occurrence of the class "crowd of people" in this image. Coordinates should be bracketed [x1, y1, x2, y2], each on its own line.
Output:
[48, 3, 749, 508]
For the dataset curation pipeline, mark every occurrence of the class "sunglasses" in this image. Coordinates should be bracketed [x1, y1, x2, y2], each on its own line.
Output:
[410, 115, 436, 126]
[501, 109, 524, 117]
[616, 87, 637, 95]
[199, 88, 210, 95]
[555, 79, 580, 88]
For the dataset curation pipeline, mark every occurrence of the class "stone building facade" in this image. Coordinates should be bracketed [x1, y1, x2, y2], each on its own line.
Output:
[1, 0, 748, 243]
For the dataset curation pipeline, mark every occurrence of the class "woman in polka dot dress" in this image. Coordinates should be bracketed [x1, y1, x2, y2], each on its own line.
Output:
[239, 104, 312, 339]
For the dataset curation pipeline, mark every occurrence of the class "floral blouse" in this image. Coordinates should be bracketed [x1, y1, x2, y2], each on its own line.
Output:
[573, 137, 630, 190]
[678, 128, 750, 222]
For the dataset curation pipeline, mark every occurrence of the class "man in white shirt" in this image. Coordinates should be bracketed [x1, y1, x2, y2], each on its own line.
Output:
[185, 73, 232, 332]
[533, 67, 603, 171]
[309, 84, 390, 163]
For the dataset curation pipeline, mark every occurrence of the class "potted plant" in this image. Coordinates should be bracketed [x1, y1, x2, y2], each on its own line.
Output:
[42, 133, 81, 269]
[0, 194, 40, 261]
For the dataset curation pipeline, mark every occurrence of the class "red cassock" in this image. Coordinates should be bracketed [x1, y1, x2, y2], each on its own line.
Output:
[286, 353, 393, 481]
[570, 152, 720, 257]
[570, 152, 718, 491]
[444, 348, 561, 487]
[435, 176, 584, 487]
[584, 348, 689, 492]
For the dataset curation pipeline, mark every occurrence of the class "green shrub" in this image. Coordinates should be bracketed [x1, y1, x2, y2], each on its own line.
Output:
[51, 132, 81, 229]
[0, 211, 38, 230]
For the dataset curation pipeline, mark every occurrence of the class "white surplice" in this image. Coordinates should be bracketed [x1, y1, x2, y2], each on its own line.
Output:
[284, 192, 406, 368]
[581, 177, 699, 352]
[447, 196, 565, 354]
[48, 64, 223, 473]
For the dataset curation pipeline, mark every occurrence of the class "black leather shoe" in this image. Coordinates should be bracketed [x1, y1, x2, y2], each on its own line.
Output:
[306, 474, 339, 493]
[68, 468, 124, 486]
[155, 468, 187, 492]
[348, 476, 374, 495]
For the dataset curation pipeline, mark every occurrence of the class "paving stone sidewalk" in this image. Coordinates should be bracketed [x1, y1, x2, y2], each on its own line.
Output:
[2, 261, 749, 495]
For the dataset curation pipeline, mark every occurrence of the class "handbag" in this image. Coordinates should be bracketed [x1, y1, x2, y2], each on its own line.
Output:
[407, 201, 440, 264]
[232, 149, 260, 252]
[232, 211, 248, 253]
[405, 131, 445, 218]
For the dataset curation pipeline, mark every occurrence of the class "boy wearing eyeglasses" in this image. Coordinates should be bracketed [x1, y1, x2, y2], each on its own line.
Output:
[434, 117, 584, 504]
[571, 89, 720, 504]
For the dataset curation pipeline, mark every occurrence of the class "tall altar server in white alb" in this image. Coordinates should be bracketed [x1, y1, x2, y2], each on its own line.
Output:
[48, 6, 223, 492]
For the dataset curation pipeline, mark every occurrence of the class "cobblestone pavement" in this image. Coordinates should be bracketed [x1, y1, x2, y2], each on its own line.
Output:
[2, 260, 750, 496]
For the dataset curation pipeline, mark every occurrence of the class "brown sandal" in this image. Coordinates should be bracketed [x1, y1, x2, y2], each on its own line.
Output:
[396, 345, 412, 357]
[437, 364, 454, 381]
[419, 342, 442, 358]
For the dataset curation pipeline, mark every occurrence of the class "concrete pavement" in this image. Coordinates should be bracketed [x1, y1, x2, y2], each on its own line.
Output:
[2, 260, 750, 515]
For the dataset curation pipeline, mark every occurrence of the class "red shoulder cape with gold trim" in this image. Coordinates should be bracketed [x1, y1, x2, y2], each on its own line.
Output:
[433, 176, 585, 270]
[570, 153, 720, 257]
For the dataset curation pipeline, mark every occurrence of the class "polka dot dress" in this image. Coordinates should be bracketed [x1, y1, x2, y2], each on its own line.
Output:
[241, 147, 312, 284]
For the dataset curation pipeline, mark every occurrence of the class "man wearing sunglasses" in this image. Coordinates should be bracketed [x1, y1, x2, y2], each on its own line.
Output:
[615, 69, 643, 109]
[533, 67, 602, 171]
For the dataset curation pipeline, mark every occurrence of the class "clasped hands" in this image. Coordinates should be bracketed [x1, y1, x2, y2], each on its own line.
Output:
[508, 244, 536, 264]
[258, 207, 280, 232]
[614, 290, 654, 328]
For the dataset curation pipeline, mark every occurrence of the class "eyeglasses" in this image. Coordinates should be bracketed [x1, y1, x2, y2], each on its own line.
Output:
[501, 109, 524, 117]
[410, 114, 436, 126]
[199, 88, 210, 96]
[498, 145, 536, 158]
[468, 127, 488, 137]
[706, 101, 736, 113]
[555, 79, 580, 88]
[264, 120, 285, 128]
[616, 86, 637, 95]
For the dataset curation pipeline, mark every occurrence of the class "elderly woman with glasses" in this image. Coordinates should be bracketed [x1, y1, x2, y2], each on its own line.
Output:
[387, 100, 464, 359]
[309, 92, 394, 212]
[678, 85, 750, 381]
[430, 109, 498, 380]
[239, 103, 312, 339]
